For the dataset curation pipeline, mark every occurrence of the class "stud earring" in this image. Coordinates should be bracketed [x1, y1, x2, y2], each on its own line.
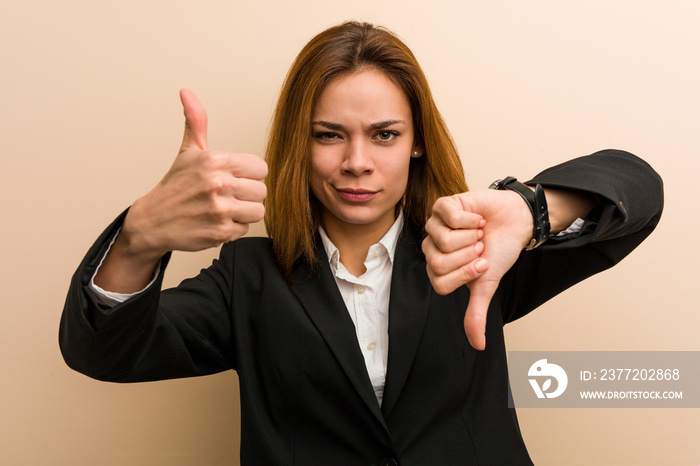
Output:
[411, 150, 423, 158]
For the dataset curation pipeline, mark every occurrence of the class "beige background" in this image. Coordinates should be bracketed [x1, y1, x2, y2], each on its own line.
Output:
[1, 0, 698, 464]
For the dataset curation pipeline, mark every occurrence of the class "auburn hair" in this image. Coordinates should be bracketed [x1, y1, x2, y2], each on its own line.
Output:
[264, 21, 468, 279]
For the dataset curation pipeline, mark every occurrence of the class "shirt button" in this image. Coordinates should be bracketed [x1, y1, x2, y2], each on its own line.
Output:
[357, 286, 366, 294]
[367, 342, 377, 351]
[373, 248, 381, 257]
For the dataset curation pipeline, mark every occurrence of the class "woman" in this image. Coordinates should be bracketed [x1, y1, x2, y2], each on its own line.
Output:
[60, 22, 663, 464]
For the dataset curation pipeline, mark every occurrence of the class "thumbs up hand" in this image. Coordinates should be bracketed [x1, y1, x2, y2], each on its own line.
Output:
[124, 89, 267, 255]
[95, 90, 267, 293]
[422, 189, 534, 350]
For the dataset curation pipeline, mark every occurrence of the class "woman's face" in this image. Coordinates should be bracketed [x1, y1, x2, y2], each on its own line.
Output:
[309, 68, 415, 238]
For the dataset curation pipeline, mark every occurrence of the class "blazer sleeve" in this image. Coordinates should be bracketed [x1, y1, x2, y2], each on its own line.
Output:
[496, 149, 664, 324]
[59, 210, 238, 382]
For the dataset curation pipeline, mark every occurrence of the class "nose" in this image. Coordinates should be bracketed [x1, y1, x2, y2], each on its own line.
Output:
[341, 139, 374, 176]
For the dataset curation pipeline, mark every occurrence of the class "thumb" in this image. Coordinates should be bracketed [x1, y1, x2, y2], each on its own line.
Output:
[179, 89, 208, 152]
[464, 279, 499, 351]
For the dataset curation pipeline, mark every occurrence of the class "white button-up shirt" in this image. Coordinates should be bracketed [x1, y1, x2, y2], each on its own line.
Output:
[318, 212, 403, 406]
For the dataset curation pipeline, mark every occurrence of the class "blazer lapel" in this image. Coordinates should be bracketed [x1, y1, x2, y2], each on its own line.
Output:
[381, 221, 433, 417]
[288, 239, 387, 427]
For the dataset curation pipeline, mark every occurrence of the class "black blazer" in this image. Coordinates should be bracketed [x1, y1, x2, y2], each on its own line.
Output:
[60, 150, 663, 465]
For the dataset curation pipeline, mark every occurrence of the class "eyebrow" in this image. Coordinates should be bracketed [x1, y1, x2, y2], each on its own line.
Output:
[312, 120, 406, 132]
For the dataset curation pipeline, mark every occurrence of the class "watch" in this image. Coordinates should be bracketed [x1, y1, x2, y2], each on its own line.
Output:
[488, 176, 550, 250]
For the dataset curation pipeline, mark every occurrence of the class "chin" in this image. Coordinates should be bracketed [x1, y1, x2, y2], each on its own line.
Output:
[333, 207, 395, 227]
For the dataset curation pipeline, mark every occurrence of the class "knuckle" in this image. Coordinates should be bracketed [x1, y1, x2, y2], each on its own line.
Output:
[443, 209, 462, 228]
[247, 202, 266, 222]
[421, 237, 432, 255]
[430, 255, 449, 276]
[252, 203, 265, 221]
[212, 230, 231, 244]
[209, 197, 233, 218]
[230, 222, 250, 241]
[424, 217, 438, 237]
[215, 219, 251, 243]
[431, 196, 449, 214]
[208, 223, 234, 243]
[198, 150, 227, 171]
[459, 263, 475, 284]
[257, 182, 267, 200]
[226, 175, 242, 193]
[203, 174, 227, 194]
[433, 233, 453, 253]
[432, 278, 452, 296]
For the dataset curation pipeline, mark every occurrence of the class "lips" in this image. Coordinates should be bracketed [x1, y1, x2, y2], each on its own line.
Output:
[336, 188, 377, 202]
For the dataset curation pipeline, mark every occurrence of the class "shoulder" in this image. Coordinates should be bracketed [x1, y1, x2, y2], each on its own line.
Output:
[211, 236, 289, 296]
[221, 235, 275, 264]
[229, 235, 273, 249]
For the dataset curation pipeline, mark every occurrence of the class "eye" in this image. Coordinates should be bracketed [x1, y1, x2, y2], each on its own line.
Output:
[375, 130, 399, 142]
[314, 132, 341, 142]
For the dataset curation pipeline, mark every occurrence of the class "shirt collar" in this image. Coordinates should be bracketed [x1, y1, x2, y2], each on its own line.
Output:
[319, 211, 404, 267]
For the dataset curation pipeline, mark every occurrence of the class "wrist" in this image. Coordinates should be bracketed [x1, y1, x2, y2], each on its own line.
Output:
[120, 198, 170, 262]
[92, 208, 166, 294]
[489, 177, 550, 249]
[94, 228, 163, 292]
[110, 226, 164, 269]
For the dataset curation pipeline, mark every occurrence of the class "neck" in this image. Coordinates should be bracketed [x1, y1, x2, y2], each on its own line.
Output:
[322, 215, 396, 278]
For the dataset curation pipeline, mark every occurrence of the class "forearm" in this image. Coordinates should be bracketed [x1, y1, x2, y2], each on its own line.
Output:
[543, 187, 597, 234]
[528, 149, 664, 244]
